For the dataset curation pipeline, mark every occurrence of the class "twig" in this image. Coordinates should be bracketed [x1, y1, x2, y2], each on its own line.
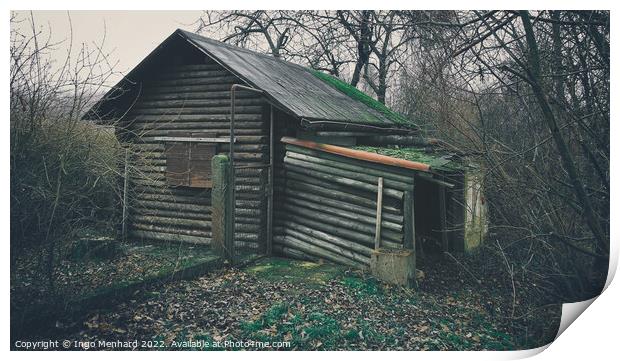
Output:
[443, 251, 481, 284]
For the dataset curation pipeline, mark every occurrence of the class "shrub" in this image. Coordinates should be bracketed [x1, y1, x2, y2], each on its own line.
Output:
[10, 12, 122, 292]
[11, 118, 121, 247]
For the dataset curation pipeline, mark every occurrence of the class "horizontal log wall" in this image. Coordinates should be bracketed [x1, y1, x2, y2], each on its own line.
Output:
[273, 141, 415, 269]
[122, 60, 268, 252]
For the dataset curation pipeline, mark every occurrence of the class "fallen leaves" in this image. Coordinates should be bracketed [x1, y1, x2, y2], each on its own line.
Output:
[16, 256, 559, 351]
[12, 242, 218, 317]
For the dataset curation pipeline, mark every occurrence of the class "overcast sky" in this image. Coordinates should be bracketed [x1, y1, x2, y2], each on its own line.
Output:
[12, 10, 205, 83]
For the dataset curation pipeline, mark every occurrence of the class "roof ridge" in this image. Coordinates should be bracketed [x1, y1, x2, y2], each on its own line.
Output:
[177, 29, 313, 73]
[86, 28, 416, 130]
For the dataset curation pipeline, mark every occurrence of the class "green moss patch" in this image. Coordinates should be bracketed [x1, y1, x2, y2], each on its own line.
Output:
[353, 145, 461, 171]
[342, 275, 383, 297]
[310, 70, 415, 128]
[246, 257, 344, 286]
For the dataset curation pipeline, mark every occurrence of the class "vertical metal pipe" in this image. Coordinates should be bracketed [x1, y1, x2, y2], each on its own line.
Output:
[267, 104, 274, 255]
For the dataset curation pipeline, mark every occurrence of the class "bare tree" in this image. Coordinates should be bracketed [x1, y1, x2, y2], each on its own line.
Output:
[10, 11, 122, 293]
[196, 10, 610, 309]
[196, 10, 426, 104]
[197, 11, 290, 58]
[397, 10, 609, 308]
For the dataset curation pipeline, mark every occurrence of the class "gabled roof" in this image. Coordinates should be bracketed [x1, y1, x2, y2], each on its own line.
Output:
[86, 29, 416, 130]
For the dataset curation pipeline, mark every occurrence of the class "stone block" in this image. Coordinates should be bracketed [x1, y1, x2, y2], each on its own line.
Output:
[370, 248, 416, 288]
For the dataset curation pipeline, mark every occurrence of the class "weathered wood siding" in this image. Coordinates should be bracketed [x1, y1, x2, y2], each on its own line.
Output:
[273, 141, 414, 269]
[119, 58, 268, 250]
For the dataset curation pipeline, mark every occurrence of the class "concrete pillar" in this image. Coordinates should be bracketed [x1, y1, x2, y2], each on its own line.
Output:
[211, 154, 233, 263]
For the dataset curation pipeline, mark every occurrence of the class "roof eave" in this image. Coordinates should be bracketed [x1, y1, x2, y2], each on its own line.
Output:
[82, 30, 189, 122]
[299, 117, 418, 134]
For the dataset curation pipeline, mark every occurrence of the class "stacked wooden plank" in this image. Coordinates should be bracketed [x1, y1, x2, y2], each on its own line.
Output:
[122, 61, 268, 250]
[273, 142, 415, 269]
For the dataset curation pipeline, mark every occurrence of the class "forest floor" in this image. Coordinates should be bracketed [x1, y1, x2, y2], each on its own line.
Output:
[16, 255, 561, 351]
[10, 240, 219, 339]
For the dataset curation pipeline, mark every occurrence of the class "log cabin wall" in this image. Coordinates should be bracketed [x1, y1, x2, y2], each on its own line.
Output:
[272, 130, 415, 269]
[86, 29, 485, 266]
[118, 47, 269, 252]
[271, 128, 473, 266]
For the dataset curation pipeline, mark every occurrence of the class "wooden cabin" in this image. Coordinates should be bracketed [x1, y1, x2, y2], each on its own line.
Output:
[85, 29, 487, 275]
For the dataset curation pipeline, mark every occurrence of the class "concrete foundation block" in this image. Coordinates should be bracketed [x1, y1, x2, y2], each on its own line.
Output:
[370, 248, 416, 288]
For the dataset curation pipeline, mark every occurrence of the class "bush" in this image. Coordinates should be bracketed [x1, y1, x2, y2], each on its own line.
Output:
[10, 118, 122, 248]
[10, 12, 122, 292]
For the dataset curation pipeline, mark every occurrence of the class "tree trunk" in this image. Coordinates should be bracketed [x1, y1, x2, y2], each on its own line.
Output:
[519, 11, 608, 261]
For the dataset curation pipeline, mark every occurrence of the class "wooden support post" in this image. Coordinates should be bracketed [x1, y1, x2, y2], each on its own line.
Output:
[374, 177, 384, 250]
[403, 190, 415, 250]
[121, 148, 130, 241]
[370, 180, 416, 288]
[403, 184, 417, 287]
[439, 184, 448, 252]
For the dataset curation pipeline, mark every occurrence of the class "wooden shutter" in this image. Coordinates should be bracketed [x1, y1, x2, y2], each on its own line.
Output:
[164, 132, 217, 188]
[189, 141, 216, 188]
[165, 140, 190, 186]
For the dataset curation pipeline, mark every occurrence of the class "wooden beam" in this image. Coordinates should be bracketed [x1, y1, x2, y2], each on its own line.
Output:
[153, 136, 236, 143]
[284, 163, 404, 200]
[275, 210, 403, 249]
[439, 184, 449, 252]
[284, 172, 403, 213]
[282, 191, 402, 232]
[281, 136, 431, 172]
[276, 227, 370, 265]
[212, 154, 233, 263]
[286, 150, 415, 184]
[403, 190, 415, 250]
[375, 177, 384, 251]
[280, 203, 403, 244]
[417, 173, 455, 188]
[284, 155, 412, 191]
[275, 219, 373, 256]
[274, 234, 364, 269]
[315, 131, 375, 137]
[283, 183, 404, 224]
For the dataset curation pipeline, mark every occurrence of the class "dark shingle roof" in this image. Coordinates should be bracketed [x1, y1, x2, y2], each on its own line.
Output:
[86, 29, 415, 129]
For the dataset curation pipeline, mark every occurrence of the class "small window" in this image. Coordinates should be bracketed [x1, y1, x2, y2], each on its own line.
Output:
[164, 132, 216, 188]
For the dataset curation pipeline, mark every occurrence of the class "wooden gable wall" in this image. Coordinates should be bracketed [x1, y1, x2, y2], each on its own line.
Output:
[118, 45, 269, 251]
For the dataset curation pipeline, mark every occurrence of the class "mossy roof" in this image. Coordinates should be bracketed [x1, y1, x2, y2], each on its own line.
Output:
[309, 70, 414, 127]
[86, 29, 417, 130]
[352, 146, 462, 172]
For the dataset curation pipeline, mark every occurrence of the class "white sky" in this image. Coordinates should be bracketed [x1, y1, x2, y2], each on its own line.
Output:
[12, 10, 204, 84]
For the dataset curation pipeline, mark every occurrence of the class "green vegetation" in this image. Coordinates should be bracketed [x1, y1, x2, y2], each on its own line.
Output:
[353, 145, 462, 171]
[239, 302, 344, 350]
[239, 302, 397, 350]
[246, 258, 344, 286]
[229, 258, 524, 350]
[342, 275, 382, 297]
[310, 69, 414, 127]
[24, 255, 560, 350]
